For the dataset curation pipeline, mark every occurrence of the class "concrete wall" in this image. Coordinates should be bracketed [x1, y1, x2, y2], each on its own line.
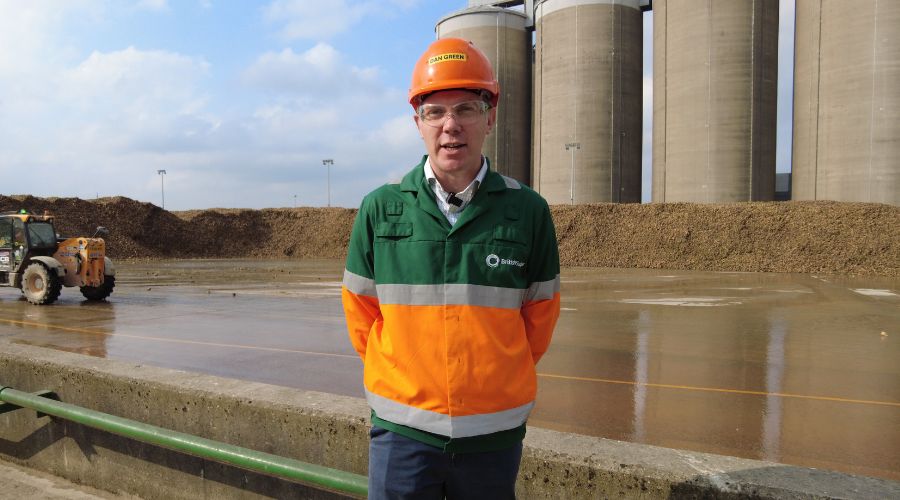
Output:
[653, 0, 778, 203]
[1, 342, 898, 499]
[0, 342, 368, 499]
[792, 0, 900, 205]
[533, 0, 643, 204]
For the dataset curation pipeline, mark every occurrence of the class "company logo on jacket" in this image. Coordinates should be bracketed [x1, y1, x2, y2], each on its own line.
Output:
[486, 254, 525, 269]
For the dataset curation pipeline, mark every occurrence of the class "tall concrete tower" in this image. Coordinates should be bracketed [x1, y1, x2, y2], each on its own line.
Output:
[792, 0, 900, 205]
[652, 0, 779, 203]
[533, 0, 643, 204]
[436, 6, 533, 185]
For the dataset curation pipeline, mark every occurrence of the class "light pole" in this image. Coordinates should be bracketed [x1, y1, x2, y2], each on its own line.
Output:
[293, 194, 298, 208]
[565, 143, 580, 205]
[157, 169, 167, 209]
[322, 159, 333, 207]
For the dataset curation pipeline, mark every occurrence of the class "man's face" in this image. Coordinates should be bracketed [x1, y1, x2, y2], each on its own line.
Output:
[414, 89, 496, 180]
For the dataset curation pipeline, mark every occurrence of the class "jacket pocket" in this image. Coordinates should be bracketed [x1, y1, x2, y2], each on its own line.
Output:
[493, 225, 525, 246]
[375, 222, 413, 240]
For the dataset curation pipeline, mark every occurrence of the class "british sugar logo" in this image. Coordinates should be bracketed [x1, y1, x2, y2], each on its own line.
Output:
[486, 253, 524, 269]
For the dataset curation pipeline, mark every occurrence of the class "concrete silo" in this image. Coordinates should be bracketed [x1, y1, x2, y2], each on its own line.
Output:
[436, 6, 533, 185]
[533, 0, 643, 204]
[652, 0, 778, 203]
[792, 0, 900, 205]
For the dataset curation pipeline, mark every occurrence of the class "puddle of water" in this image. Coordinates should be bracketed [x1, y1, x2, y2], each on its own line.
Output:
[852, 288, 898, 297]
[538, 267, 900, 481]
[619, 297, 743, 307]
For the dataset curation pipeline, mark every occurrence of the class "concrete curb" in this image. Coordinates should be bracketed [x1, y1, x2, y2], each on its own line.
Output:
[0, 342, 897, 499]
[520, 428, 897, 499]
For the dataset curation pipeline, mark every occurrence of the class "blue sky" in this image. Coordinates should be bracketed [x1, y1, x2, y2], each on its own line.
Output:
[0, 1, 794, 210]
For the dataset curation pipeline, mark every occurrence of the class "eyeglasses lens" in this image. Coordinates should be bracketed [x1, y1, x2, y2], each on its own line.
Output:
[418, 101, 487, 126]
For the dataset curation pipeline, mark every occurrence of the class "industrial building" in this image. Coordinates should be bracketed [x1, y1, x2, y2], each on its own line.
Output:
[652, 0, 778, 203]
[791, 0, 900, 205]
[435, 0, 898, 206]
[436, 6, 533, 184]
[532, 0, 643, 204]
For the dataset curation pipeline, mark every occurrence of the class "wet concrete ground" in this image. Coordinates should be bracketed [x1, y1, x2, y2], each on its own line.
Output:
[0, 259, 897, 481]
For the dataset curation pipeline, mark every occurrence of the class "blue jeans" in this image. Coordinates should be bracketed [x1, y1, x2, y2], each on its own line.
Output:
[367, 426, 522, 499]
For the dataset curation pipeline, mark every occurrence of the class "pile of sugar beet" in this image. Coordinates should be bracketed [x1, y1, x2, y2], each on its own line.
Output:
[2, 195, 897, 276]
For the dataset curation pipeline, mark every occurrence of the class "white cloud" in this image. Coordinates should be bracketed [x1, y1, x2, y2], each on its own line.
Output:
[53, 47, 214, 154]
[0, 1, 427, 209]
[366, 114, 420, 152]
[0, 40, 221, 204]
[65, 47, 209, 105]
[249, 103, 342, 146]
[264, 0, 372, 40]
[242, 43, 381, 98]
[358, 114, 424, 185]
[0, 1, 101, 74]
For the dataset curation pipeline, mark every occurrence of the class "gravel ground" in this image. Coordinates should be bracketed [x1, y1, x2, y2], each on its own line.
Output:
[2, 195, 897, 276]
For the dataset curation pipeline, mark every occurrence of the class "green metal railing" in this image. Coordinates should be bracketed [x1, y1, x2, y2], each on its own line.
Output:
[0, 386, 367, 497]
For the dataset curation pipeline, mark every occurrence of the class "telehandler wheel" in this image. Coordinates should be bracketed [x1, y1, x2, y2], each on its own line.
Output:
[21, 263, 62, 305]
[81, 275, 115, 301]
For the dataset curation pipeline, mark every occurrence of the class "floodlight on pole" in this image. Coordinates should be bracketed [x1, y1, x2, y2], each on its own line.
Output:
[157, 169, 167, 209]
[322, 159, 334, 207]
[565, 143, 580, 205]
[293, 194, 297, 208]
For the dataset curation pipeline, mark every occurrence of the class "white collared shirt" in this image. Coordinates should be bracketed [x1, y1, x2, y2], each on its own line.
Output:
[424, 156, 488, 226]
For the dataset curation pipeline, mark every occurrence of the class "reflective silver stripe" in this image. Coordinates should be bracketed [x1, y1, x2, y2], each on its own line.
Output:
[343, 269, 376, 297]
[524, 274, 560, 303]
[366, 390, 534, 438]
[446, 402, 534, 437]
[376, 283, 525, 309]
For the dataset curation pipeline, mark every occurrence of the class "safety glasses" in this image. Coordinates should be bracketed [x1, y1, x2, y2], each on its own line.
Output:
[417, 100, 490, 127]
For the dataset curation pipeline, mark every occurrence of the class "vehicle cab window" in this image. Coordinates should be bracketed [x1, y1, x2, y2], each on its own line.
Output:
[13, 219, 26, 247]
[27, 222, 57, 249]
[11, 219, 27, 265]
[0, 218, 11, 247]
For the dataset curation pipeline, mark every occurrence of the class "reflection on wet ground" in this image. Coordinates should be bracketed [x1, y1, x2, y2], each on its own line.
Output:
[0, 259, 897, 481]
[541, 268, 900, 481]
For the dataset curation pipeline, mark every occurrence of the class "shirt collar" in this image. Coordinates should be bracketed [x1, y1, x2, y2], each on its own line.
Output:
[423, 156, 488, 192]
[424, 156, 488, 215]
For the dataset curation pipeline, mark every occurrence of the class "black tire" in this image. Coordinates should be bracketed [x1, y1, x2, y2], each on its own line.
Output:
[21, 263, 62, 305]
[81, 275, 115, 301]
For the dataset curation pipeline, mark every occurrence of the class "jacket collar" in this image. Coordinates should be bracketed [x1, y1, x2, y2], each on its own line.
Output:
[399, 155, 509, 233]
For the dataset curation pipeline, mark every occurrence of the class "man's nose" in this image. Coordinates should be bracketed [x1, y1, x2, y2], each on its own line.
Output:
[442, 113, 463, 132]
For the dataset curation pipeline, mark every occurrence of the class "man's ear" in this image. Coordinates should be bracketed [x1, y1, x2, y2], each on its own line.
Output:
[486, 106, 497, 133]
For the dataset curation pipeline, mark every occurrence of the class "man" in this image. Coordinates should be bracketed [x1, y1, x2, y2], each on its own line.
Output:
[342, 38, 560, 499]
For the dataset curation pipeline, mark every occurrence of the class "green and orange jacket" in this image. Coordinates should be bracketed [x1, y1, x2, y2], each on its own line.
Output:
[342, 156, 560, 448]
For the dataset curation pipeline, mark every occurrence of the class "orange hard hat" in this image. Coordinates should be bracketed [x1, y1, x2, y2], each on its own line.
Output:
[408, 38, 500, 109]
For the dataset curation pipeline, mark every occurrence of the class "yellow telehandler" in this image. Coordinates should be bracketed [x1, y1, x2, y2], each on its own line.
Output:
[0, 209, 115, 305]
